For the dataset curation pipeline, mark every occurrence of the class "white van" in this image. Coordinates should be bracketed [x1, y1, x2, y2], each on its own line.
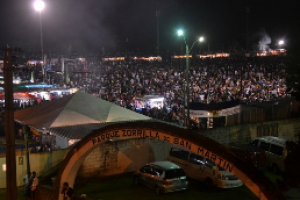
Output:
[168, 146, 243, 188]
[250, 136, 288, 173]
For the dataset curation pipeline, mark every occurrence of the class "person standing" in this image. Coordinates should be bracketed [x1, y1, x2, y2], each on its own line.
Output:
[30, 171, 38, 199]
[61, 182, 74, 200]
[23, 171, 31, 200]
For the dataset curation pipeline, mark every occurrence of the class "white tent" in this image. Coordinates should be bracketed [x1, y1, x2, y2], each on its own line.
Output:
[15, 92, 152, 130]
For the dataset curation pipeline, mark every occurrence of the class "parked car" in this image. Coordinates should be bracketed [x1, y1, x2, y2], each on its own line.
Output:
[134, 161, 188, 195]
[250, 136, 288, 173]
[230, 144, 267, 172]
[168, 146, 243, 188]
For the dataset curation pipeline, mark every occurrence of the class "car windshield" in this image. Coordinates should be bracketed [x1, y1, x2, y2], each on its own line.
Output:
[218, 166, 226, 171]
[164, 168, 186, 179]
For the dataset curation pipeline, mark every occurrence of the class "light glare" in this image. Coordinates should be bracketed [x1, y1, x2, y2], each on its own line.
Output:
[278, 40, 284, 45]
[2, 164, 6, 172]
[199, 37, 204, 42]
[34, 0, 45, 12]
[177, 30, 184, 36]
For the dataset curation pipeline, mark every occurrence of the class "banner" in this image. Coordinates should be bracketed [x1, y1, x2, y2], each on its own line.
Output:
[90, 129, 234, 173]
[189, 99, 240, 110]
[189, 105, 241, 118]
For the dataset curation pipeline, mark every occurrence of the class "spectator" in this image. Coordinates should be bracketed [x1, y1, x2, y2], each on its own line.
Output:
[61, 182, 74, 200]
[24, 171, 31, 200]
[29, 171, 38, 200]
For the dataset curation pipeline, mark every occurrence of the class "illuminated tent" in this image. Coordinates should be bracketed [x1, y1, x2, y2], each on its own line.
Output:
[0, 92, 37, 100]
[14, 92, 152, 130]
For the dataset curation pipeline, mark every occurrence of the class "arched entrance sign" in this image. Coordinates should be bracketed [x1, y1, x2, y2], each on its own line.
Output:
[56, 121, 285, 200]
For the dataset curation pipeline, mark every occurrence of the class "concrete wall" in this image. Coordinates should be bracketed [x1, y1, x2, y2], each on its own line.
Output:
[76, 138, 172, 181]
[0, 148, 69, 188]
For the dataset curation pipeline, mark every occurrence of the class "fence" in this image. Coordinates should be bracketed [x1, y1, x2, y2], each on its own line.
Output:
[225, 99, 299, 128]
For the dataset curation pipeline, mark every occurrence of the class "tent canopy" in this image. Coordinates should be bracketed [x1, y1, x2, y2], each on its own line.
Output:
[14, 92, 152, 130]
[0, 92, 37, 100]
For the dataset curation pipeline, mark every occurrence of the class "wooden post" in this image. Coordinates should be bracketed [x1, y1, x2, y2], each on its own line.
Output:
[3, 47, 17, 200]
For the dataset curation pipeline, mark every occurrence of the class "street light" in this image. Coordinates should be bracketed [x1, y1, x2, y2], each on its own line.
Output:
[278, 40, 284, 45]
[34, 0, 45, 83]
[34, 0, 44, 11]
[177, 29, 204, 128]
[177, 29, 184, 36]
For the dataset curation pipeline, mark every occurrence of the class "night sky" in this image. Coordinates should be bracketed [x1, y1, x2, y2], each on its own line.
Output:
[0, 0, 299, 54]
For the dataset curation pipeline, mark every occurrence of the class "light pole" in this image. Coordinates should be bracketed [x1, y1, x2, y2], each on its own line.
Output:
[156, 10, 160, 56]
[34, 0, 45, 83]
[3, 46, 18, 200]
[177, 30, 204, 128]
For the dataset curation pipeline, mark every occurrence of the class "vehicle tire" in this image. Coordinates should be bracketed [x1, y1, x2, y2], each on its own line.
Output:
[272, 164, 280, 174]
[204, 178, 214, 189]
[155, 186, 161, 195]
[134, 176, 140, 186]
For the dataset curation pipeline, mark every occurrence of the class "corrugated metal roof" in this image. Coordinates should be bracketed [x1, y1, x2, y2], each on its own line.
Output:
[48, 119, 182, 139]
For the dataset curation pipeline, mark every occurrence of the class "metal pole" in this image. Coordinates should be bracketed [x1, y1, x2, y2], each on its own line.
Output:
[186, 44, 190, 128]
[241, 66, 243, 95]
[3, 47, 17, 200]
[23, 124, 30, 173]
[39, 11, 44, 83]
[66, 63, 70, 85]
[156, 10, 160, 56]
[207, 86, 209, 104]
[246, 7, 250, 52]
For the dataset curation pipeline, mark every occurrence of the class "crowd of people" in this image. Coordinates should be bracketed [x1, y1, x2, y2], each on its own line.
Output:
[23, 171, 38, 200]
[23, 171, 74, 200]
[7, 55, 292, 126]
[66, 56, 291, 125]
